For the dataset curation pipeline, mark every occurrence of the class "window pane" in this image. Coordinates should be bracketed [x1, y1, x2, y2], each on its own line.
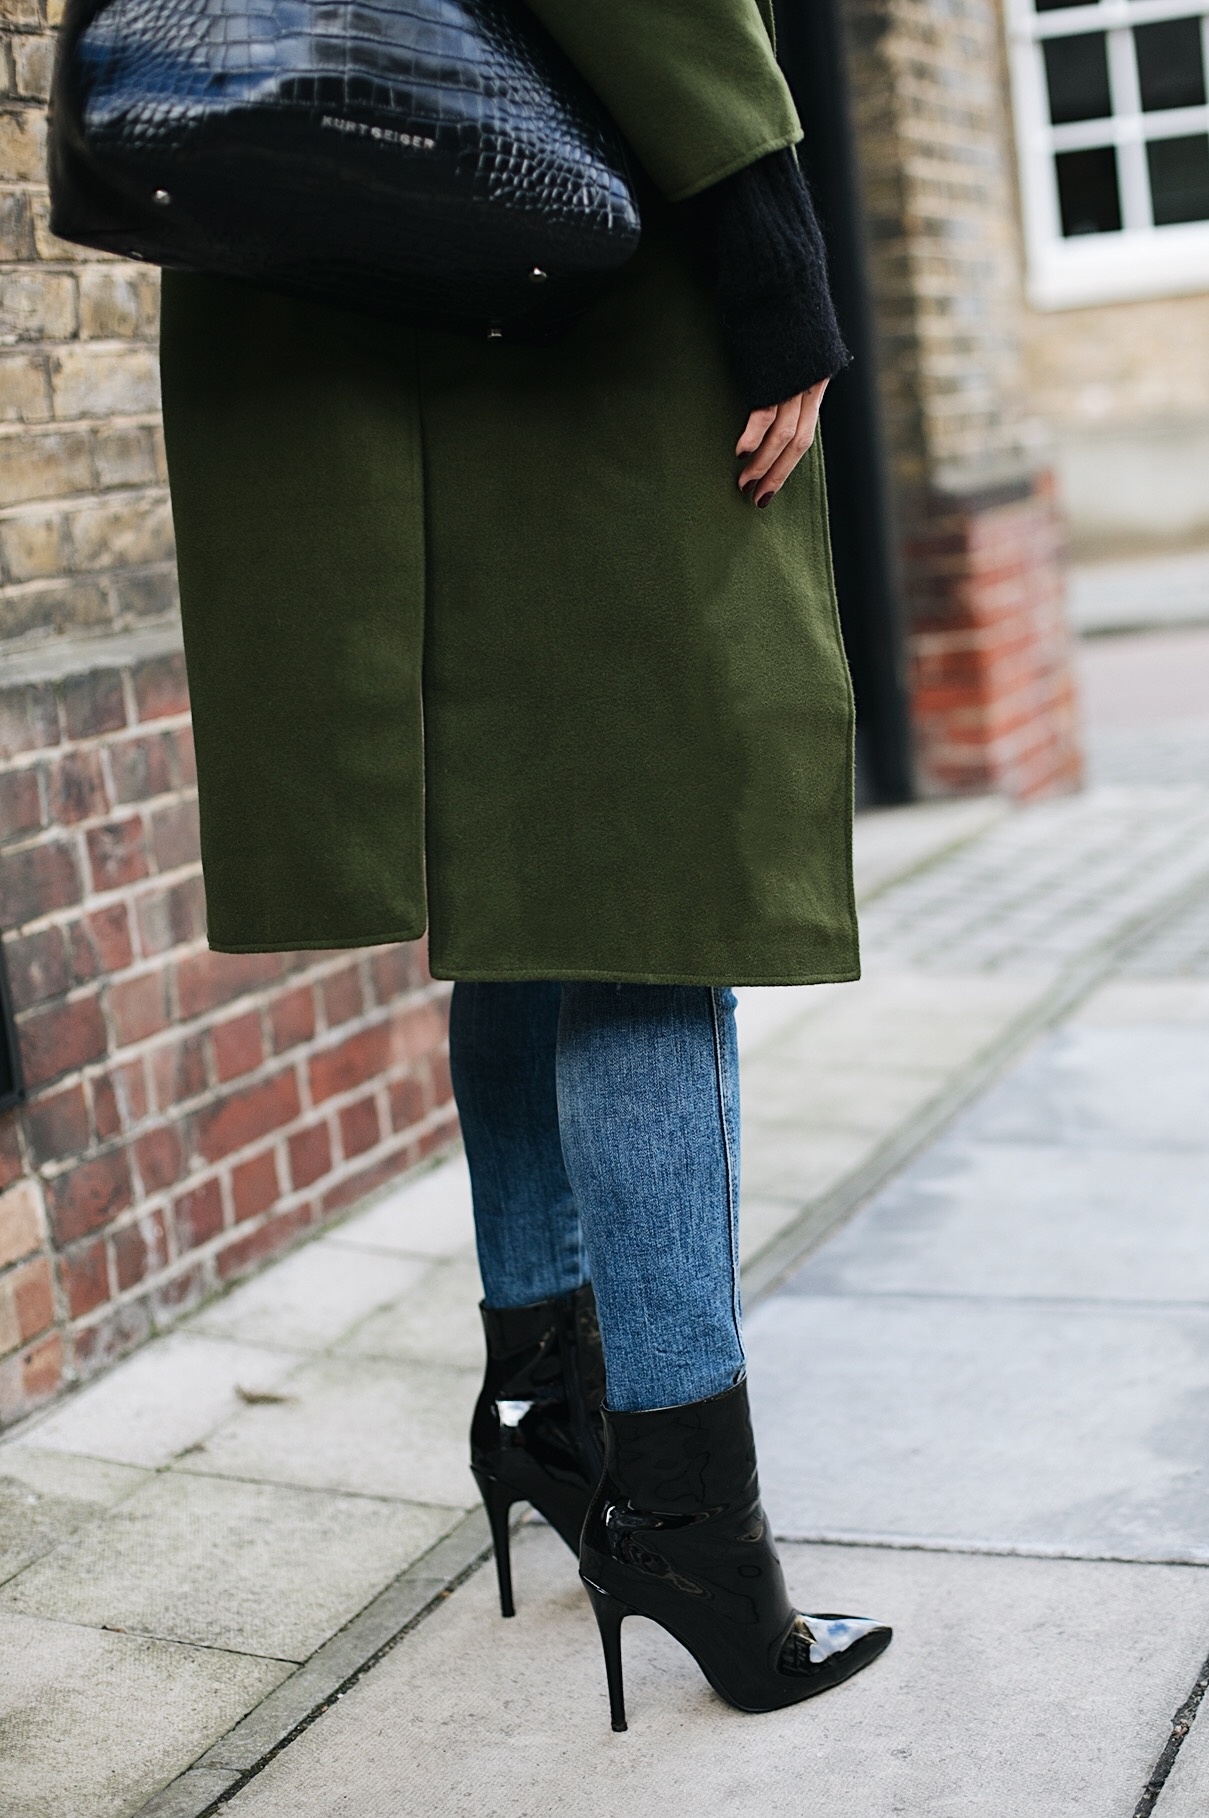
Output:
[1044, 33, 1112, 123]
[1148, 133, 1209, 222]
[1055, 145, 1123, 232]
[1135, 18, 1206, 111]
[1036, 0, 1099, 11]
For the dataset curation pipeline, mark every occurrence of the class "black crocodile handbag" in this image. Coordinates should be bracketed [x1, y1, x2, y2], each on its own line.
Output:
[48, 0, 642, 340]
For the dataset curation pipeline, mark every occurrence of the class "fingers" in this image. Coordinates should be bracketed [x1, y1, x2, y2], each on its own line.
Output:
[736, 379, 830, 507]
[737, 397, 803, 497]
[735, 406, 777, 458]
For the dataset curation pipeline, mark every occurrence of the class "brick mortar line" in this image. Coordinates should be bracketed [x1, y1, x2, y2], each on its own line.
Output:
[5, 1107, 459, 1377]
[3, 824, 202, 899]
[0, 493, 169, 522]
[6, 821, 184, 867]
[30, 1056, 451, 1199]
[59, 1109, 456, 1335]
[14, 982, 449, 1109]
[0, 564, 173, 595]
[0, 419, 166, 438]
[26, 1054, 445, 1187]
[0, 716, 190, 759]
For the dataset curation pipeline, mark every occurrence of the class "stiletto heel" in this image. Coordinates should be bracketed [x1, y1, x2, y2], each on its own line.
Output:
[580, 1383, 892, 1727]
[472, 1467, 517, 1618]
[469, 1286, 605, 1616]
[583, 1578, 630, 1732]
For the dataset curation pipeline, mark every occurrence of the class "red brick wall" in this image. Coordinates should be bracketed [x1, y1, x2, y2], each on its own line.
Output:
[904, 472, 1084, 800]
[0, 644, 457, 1427]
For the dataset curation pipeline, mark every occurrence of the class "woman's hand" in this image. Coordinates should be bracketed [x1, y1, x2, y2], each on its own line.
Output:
[736, 378, 829, 507]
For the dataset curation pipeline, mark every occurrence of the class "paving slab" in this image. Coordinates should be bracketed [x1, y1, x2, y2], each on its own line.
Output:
[1069, 550, 1209, 635]
[187, 1242, 427, 1352]
[857, 788, 1209, 974]
[734, 981, 849, 1056]
[1072, 980, 1209, 1024]
[792, 1140, 1209, 1304]
[335, 1254, 484, 1371]
[743, 1056, 952, 1135]
[216, 1523, 1209, 1818]
[2, 1333, 299, 1469]
[321, 1153, 476, 1258]
[180, 1353, 479, 1509]
[764, 969, 1046, 1071]
[740, 1193, 833, 1263]
[196, 1510, 492, 1776]
[0, 1472, 454, 1660]
[964, 1024, 1209, 1150]
[851, 797, 1008, 902]
[0, 1450, 146, 1585]
[747, 1294, 1209, 1560]
[739, 1125, 878, 1205]
[1117, 892, 1209, 978]
[0, 1609, 289, 1818]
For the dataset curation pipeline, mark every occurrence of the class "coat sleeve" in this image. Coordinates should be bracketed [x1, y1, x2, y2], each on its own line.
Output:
[520, 0, 802, 202]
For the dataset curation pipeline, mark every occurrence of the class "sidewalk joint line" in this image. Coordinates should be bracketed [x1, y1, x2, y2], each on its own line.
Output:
[130, 1507, 499, 1818]
[1133, 1645, 1209, 1817]
[781, 1289, 1209, 1314]
[772, 1532, 1209, 1568]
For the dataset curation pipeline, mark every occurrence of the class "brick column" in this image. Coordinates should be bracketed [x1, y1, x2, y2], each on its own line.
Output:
[840, 0, 1083, 798]
[905, 474, 1082, 798]
[2, 0, 176, 641]
[0, 645, 457, 1427]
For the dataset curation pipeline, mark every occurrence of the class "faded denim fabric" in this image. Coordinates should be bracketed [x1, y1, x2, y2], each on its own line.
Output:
[449, 981, 745, 1413]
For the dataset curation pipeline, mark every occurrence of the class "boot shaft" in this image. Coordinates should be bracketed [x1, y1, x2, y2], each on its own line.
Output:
[583, 1380, 793, 1652]
[600, 1379, 760, 1515]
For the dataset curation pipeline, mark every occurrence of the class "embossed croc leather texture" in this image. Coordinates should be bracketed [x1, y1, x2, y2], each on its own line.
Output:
[48, 0, 642, 337]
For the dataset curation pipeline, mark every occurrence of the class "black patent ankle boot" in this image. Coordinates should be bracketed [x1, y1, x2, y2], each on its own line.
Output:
[471, 1283, 605, 1617]
[579, 1380, 891, 1730]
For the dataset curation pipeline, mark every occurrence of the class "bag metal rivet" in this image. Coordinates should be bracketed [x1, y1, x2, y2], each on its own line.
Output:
[529, 266, 548, 282]
[152, 188, 171, 205]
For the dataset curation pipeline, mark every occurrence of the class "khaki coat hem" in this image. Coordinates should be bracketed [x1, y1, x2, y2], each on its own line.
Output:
[207, 927, 426, 955]
[426, 963, 864, 987]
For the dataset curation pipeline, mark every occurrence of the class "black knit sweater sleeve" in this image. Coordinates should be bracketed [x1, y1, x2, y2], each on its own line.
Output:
[703, 146, 851, 412]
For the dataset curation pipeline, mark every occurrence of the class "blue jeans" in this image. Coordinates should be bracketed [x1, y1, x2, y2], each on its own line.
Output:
[449, 982, 745, 1413]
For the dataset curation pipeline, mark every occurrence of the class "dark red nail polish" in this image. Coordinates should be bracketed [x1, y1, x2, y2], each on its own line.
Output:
[741, 480, 757, 498]
[756, 491, 774, 509]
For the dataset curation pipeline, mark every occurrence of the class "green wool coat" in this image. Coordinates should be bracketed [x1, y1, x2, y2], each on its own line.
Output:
[158, 0, 860, 985]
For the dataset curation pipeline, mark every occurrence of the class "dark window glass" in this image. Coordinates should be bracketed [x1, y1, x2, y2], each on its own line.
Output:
[1055, 145, 1123, 232]
[1036, 0, 1099, 11]
[1148, 132, 1209, 222]
[1135, 18, 1207, 112]
[1044, 33, 1112, 123]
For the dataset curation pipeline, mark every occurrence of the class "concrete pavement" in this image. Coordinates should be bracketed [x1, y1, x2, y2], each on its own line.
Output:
[177, 914, 1209, 1818]
[3, 625, 1209, 1817]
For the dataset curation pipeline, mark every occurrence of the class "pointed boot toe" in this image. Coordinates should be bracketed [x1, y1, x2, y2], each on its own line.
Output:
[579, 1382, 892, 1726]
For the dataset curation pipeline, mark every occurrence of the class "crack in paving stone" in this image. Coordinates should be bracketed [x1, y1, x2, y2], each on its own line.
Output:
[1134, 1647, 1209, 1817]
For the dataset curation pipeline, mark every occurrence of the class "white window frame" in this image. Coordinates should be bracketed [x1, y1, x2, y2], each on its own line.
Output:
[1006, 0, 1209, 308]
